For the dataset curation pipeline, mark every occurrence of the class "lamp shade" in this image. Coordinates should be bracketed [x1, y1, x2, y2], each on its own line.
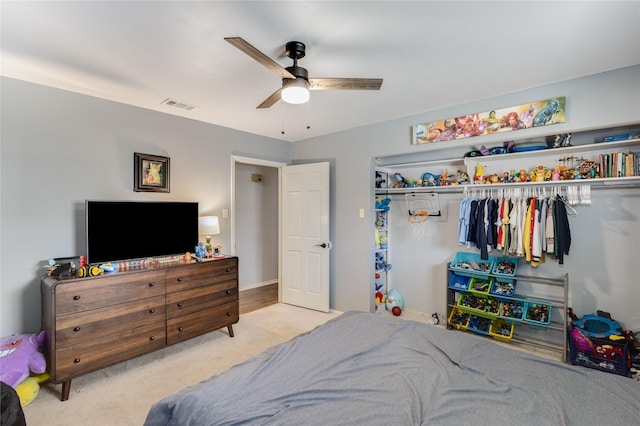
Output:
[281, 78, 310, 104]
[199, 216, 220, 236]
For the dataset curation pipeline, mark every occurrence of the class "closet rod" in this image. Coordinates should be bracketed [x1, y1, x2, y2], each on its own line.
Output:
[376, 179, 640, 195]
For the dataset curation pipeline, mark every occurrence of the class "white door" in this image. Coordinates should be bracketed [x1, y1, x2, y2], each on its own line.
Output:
[281, 162, 330, 312]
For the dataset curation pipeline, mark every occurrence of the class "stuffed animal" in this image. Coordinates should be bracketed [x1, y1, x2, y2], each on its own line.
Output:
[15, 372, 49, 406]
[0, 331, 47, 406]
[385, 289, 404, 316]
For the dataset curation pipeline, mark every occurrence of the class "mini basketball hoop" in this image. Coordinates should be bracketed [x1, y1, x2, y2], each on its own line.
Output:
[406, 193, 439, 241]
[408, 210, 429, 241]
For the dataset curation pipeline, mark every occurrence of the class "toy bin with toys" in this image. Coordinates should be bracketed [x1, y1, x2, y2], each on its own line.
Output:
[456, 293, 501, 318]
[524, 300, 552, 329]
[491, 256, 518, 278]
[498, 296, 525, 324]
[449, 252, 495, 279]
[468, 277, 493, 295]
[447, 308, 470, 330]
[467, 315, 492, 336]
[490, 279, 517, 299]
[447, 274, 471, 291]
[489, 319, 515, 342]
[568, 327, 630, 377]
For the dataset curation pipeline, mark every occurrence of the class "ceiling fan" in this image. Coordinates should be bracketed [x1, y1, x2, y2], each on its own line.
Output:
[224, 37, 383, 109]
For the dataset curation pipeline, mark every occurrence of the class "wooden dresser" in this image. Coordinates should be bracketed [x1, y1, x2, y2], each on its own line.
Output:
[41, 256, 239, 401]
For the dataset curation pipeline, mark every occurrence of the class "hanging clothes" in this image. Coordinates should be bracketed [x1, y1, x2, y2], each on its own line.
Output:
[475, 199, 489, 260]
[458, 189, 574, 266]
[554, 193, 572, 264]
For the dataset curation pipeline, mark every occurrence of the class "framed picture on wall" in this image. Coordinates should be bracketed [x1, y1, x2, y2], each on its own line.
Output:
[134, 153, 170, 192]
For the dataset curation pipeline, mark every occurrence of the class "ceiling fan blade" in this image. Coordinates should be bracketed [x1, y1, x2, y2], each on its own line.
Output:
[309, 78, 383, 91]
[225, 37, 295, 79]
[257, 88, 282, 109]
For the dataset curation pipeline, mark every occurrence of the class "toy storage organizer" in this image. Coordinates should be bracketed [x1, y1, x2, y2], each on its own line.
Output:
[446, 251, 569, 361]
[568, 327, 630, 376]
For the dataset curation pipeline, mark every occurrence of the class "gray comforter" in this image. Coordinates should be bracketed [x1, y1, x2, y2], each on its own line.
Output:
[144, 311, 640, 425]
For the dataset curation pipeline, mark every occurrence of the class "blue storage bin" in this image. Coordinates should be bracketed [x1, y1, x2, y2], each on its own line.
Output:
[467, 315, 491, 336]
[498, 296, 525, 324]
[449, 252, 495, 279]
[491, 256, 518, 278]
[448, 274, 471, 291]
[490, 279, 517, 298]
[524, 300, 552, 329]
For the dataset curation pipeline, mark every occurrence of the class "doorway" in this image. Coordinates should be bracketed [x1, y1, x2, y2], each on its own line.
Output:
[231, 156, 285, 308]
[231, 156, 331, 313]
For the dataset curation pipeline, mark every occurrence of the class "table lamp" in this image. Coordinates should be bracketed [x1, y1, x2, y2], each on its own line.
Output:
[199, 216, 220, 254]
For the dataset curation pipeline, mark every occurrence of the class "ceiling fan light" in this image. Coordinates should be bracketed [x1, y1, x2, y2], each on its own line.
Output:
[281, 79, 310, 104]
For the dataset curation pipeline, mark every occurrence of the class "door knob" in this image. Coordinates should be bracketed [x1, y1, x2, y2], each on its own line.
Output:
[315, 242, 332, 249]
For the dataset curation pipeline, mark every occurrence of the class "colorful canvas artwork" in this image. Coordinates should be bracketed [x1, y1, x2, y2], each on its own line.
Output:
[412, 96, 566, 145]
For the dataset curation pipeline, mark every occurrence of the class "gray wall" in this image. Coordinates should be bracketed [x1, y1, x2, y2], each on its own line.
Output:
[0, 77, 291, 336]
[2, 66, 639, 336]
[292, 65, 640, 331]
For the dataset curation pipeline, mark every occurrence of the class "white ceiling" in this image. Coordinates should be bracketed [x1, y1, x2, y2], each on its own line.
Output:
[2, 1, 639, 142]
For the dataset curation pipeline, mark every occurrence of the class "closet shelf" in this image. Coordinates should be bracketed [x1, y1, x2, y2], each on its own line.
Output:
[375, 176, 640, 195]
[376, 157, 464, 172]
[376, 134, 639, 195]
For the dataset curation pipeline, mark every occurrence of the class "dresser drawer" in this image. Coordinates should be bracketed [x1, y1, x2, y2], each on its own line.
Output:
[167, 301, 239, 346]
[55, 271, 166, 315]
[54, 323, 166, 381]
[166, 259, 238, 293]
[166, 281, 237, 319]
[55, 295, 166, 348]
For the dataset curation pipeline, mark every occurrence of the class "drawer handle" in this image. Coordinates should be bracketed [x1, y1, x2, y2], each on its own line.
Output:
[74, 358, 81, 364]
[73, 327, 81, 332]
[227, 312, 232, 316]
[148, 282, 155, 287]
[177, 277, 183, 282]
[226, 290, 232, 294]
[226, 268, 231, 273]
[177, 302, 183, 308]
[73, 296, 81, 301]
[149, 336, 155, 341]
[149, 309, 155, 314]
[178, 327, 184, 332]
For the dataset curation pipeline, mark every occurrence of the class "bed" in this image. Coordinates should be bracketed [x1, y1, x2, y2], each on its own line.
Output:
[144, 311, 640, 425]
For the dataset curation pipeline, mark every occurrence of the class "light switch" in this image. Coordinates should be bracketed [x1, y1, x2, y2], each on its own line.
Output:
[222, 208, 228, 219]
[359, 208, 365, 218]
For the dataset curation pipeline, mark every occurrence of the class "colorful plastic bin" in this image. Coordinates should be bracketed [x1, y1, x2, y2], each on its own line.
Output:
[468, 277, 493, 295]
[467, 315, 492, 336]
[457, 293, 501, 318]
[447, 308, 470, 330]
[491, 256, 518, 278]
[490, 279, 517, 298]
[524, 300, 552, 329]
[448, 274, 472, 291]
[489, 319, 515, 342]
[498, 296, 525, 324]
[449, 252, 495, 279]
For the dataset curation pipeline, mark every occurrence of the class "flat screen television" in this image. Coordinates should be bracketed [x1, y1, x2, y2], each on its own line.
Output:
[86, 200, 199, 264]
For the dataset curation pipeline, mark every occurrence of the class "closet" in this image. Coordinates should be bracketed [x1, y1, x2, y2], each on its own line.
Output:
[373, 125, 639, 356]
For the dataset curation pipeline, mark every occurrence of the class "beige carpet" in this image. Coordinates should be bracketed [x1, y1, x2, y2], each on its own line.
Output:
[22, 303, 340, 426]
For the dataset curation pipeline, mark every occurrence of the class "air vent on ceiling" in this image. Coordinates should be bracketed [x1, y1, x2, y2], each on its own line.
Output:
[161, 98, 197, 111]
